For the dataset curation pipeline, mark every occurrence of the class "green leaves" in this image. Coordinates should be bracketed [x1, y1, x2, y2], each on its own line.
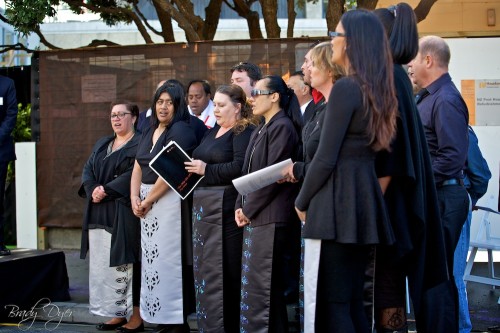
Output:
[5, 0, 59, 36]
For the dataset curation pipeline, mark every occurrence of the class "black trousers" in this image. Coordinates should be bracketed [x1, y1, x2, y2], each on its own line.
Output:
[316, 241, 371, 333]
[0, 161, 8, 245]
[436, 184, 469, 331]
[436, 184, 469, 276]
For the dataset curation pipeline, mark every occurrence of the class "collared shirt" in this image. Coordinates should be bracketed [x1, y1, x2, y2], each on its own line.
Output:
[416, 73, 469, 183]
[300, 99, 312, 116]
[188, 101, 216, 129]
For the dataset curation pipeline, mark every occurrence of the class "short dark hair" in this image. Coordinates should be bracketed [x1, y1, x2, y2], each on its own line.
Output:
[187, 79, 211, 96]
[110, 100, 139, 129]
[230, 62, 263, 85]
[290, 70, 305, 79]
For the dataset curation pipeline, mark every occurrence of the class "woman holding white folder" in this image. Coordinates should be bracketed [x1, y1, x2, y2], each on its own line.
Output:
[184, 84, 259, 333]
[234, 75, 302, 333]
[130, 81, 197, 332]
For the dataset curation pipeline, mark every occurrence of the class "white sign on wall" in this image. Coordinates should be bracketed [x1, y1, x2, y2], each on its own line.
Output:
[462, 80, 500, 126]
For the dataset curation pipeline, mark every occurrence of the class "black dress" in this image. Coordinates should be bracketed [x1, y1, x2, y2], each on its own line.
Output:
[191, 125, 254, 333]
[375, 64, 454, 333]
[295, 77, 394, 333]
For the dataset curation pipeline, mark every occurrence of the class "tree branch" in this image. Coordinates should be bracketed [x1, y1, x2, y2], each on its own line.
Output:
[63, 0, 154, 43]
[414, 0, 439, 22]
[133, 2, 162, 36]
[0, 43, 35, 54]
[34, 26, 61, 50]
[83, 39, 120, 48]
[152, 0, 201, 42]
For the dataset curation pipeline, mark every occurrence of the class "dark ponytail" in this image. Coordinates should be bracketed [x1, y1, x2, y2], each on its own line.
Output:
[262, 75, 303, 136]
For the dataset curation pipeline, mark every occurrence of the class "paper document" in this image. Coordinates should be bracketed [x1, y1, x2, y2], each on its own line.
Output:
[232, 158, 292, 196]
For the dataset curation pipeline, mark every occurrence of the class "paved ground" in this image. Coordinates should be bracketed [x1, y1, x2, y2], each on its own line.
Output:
[0, 249, 499, 332]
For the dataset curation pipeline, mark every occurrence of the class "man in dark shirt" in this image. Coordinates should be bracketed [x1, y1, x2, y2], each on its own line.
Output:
[409, 35, 469, 327]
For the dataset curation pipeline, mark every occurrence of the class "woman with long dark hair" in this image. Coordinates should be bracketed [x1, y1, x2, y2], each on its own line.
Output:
[295, 10, 398, 333]
[235, 75, 302, 332]
[130, 82, 197, 332]
[374, 4, 452, 333]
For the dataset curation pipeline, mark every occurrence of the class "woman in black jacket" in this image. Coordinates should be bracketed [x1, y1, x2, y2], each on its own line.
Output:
[80, 101, 143, 332]
[234, 75, 302, 333]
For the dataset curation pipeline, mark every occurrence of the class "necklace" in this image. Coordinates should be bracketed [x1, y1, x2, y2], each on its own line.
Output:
[112, 132, 135, 151]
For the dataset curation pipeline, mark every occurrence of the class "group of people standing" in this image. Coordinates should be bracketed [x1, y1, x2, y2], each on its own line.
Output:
[79, 4, 489, 333]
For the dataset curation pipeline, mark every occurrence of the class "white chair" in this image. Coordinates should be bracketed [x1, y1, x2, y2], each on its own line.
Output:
[464, 196, 500, 304]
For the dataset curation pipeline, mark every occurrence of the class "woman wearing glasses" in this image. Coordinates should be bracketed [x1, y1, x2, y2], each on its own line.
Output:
[130, 82, 197, 332]
[295, 10, 398, 333]
[79, 101, 143, 331]
[235, 75, 302, 332]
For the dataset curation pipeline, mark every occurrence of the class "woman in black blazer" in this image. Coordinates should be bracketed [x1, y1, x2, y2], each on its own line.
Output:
[234, 75, 302, 333]
[295, 10, 398, 333]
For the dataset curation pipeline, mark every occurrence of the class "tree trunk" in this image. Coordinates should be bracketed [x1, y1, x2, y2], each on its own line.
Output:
[357, 0, 378, 10]
[203, 0, 224, 40]
[233, 0, 264, 39]
[260, 0, 281, 38]
[326, 0, 344, 34]
[287, 0, 296, 38]
[153, 0, 175, 42]
[152, 0, 200, 42]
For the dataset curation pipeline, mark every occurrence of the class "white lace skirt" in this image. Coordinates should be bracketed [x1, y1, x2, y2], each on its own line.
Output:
[139, 184, 184, 324]
[88, 229, 133, 318]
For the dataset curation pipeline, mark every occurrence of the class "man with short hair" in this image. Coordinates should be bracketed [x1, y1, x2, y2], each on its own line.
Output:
[409, 35, 469, 330]
[230, 62, 262, 98]
[187, 80, 216, 129]
[287, 71, 313, 122]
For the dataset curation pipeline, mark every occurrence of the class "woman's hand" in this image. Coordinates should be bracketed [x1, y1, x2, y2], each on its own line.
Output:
[131, 195, 145, 218]
[139, 198, 153, 217]
[295, 206, 306, 224]
[92, 185, 107, 203]
[235, 208, 251, 227]
[277, 163, 297, 183]
[185, 159, 207, 175]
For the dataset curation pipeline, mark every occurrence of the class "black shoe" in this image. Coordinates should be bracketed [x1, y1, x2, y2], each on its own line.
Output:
[96, 319, 127, 331]
[150, 324, 186, 333]
[0, 245, 11, 256]
[115, 322, 144, 333]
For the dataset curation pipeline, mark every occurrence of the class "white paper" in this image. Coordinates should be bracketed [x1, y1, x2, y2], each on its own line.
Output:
[232, 158, 292, 196]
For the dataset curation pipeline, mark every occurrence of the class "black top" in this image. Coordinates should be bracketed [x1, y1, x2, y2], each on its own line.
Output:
[79, 134, 140, 258]
[235, 110, 299, 227]
[293, 101, 326, 181]
[193, 125, 254, 186]
[295, 77, 394, 244]
[375, 64, 451, 324]
[136, 120, 198, 184]
[416, 73, 469, 183]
